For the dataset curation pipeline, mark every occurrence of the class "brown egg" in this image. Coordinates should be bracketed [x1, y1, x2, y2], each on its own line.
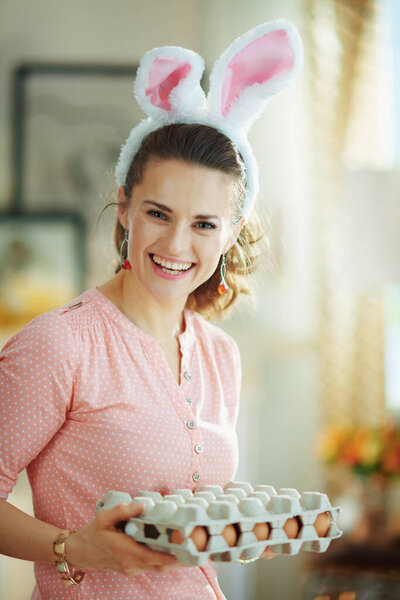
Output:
[190, 526, 209, 551]
[170, 526, 208, 551]
[314, 512, 331, 537]
[283, 517, 300, 539]
[170, 529, 184, 545]
[252, 522, 270, 541]
[222, 524, 238, 547]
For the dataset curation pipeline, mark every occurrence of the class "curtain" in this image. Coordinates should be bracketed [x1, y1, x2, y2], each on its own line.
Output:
[304, 0, 392, 434]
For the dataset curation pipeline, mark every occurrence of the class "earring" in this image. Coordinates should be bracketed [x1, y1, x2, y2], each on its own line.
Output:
[217, 254, 229, 295]
[120, 229, 132, 270]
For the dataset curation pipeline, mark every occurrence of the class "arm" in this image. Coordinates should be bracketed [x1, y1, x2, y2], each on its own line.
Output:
[0, 498, 61, 563]
[0, 313, 76, 563]
[0, 314, 180, 575]
[0, 497, 180, 574]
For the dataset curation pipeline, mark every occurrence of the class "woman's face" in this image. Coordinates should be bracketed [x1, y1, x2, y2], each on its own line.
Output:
[118, 158, 244, 304]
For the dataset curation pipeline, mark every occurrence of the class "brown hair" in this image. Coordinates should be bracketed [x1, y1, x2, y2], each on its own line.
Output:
[96, 122, 272, 321]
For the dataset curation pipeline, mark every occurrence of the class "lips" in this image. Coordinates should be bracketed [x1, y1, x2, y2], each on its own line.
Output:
[149, 254, 196, 280]
[150, 254, 194, 272]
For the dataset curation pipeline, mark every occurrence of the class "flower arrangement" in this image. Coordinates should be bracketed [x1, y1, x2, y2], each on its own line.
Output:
[315, 419, 400, 480]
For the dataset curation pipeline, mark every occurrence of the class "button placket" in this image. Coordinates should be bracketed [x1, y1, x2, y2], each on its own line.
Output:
[181, 343, 195, 406]
[179, 331, 196, 393]
[179, 328, 203, 485]
[187, 416, 204, 486]
[179, 335, 195, 390]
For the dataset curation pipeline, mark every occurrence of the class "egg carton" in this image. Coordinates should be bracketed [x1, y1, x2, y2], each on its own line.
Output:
[94, 481, 342, 567]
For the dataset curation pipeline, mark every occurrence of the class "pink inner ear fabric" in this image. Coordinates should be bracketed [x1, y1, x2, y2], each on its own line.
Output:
[146, 57, 191, 110]
[221, 29, 295, 117]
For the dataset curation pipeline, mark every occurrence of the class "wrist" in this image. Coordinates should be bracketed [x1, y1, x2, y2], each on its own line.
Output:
[53, 529, 85, 586]
[64, 530, 81, 569]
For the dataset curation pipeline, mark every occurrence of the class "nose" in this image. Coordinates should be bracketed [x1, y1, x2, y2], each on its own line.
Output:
[163, 222, 191, 258]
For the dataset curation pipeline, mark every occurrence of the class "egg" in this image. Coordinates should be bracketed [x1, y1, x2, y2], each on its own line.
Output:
[252, 521, 270, 541]
[283, 516, 300, 539]
[170, 526, 209, 551]
[190, 526, 209, 551]
[170, 528, 184, 545]
[222, 524, 238, 547]
[314, 511, 331, 537]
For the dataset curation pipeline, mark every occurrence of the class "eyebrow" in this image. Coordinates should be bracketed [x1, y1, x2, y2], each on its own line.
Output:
[143, 200, 220, 220]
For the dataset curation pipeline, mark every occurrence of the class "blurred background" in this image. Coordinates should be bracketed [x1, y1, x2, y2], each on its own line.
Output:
[1, 0, 399, 598]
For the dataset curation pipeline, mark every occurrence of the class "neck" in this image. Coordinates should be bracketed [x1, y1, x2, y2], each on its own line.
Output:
[113, 269, 187, 344]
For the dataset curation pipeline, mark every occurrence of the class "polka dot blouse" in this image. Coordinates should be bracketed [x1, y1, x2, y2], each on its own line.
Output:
[0, 286, 241, 599]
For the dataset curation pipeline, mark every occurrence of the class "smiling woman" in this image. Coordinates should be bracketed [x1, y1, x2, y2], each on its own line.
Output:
[97, 122, 269, 321]
[0, 19, 302, 600]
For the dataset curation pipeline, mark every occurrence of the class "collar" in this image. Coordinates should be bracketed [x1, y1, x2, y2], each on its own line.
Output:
[89, 286, 196, 355]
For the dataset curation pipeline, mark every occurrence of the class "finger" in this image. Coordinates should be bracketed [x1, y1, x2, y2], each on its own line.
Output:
[145, 547, 179, 566]
[261, 547, 278, 559]
[118, 533, 178, 568]
[127, 551, 178, 574]
[98, 502, 145, 528]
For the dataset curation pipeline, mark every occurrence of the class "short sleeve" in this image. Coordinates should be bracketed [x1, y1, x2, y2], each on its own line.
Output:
[0, 311, 75, 500]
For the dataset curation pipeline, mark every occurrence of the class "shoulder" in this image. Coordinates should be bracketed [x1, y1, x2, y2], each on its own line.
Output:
[188, 309, 240, 361]
[0, 290, 92, 361]
[0, 313, 74, 368]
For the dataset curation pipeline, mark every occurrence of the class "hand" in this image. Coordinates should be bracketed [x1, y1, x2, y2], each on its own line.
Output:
[260, 546, 279, 560]
[65, 502, 181, 577]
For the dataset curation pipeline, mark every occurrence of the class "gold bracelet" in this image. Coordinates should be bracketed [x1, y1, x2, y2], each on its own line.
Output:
[53, 529, 85, 589]
[236, 556, 260, 564]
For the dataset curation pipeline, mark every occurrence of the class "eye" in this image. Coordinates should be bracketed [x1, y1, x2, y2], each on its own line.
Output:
[147, 210, 215, 229]
[147, 210, 167, 220]
[195, 222, 216, 230]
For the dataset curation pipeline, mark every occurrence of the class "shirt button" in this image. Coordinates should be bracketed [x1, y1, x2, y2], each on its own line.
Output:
[184, 371, 192, 380]
[187, 420, 196, 429]
[192, 472, 201, 482]
[195, 444, 203, 454]
[185, 395, 192, 404]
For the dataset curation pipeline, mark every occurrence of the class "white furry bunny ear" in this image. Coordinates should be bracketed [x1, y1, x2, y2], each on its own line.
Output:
[207, 18, 303, 132]
[133, 46, 208, 121]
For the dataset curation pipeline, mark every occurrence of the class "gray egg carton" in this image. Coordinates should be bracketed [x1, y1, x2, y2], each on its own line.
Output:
[95, 481, 342, 566]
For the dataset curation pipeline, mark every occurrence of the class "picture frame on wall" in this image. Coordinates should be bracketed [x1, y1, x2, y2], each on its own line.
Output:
[0, 211, 85, 346]
[11, 62, 141, 217]
[8, 61, 147, 287]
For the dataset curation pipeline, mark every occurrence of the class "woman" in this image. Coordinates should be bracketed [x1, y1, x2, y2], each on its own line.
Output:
[0, 19, 302, 598]
[0, 123, 276, 600]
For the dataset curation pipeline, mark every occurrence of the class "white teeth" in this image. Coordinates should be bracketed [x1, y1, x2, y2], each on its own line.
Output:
[152, 254, 192, 271]
[161, 267, 183, 275]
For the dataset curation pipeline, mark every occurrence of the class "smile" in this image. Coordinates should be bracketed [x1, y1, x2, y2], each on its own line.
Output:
[152, 253, 193, 271]
[149, 254, 196, 280]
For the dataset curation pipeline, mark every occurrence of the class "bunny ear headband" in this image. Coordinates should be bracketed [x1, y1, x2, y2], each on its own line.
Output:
[115, 18, 303, 223]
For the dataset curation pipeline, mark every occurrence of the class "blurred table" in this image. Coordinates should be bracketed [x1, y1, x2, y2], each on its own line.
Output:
[299, 535, 400, 600]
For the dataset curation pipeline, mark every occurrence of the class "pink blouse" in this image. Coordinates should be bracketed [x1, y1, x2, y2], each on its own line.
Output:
[0, 286, 241, 599]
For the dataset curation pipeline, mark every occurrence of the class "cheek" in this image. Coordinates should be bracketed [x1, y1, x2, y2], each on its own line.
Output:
[197, 237, 225, 272]
[129, 218, 157, 249]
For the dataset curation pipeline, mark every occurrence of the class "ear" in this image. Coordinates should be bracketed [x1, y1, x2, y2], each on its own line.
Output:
[117, 185, 130, 230]
[207, 19, 303, 132]
[222, 216, 246, 255]
[133, 46, 208, 120]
